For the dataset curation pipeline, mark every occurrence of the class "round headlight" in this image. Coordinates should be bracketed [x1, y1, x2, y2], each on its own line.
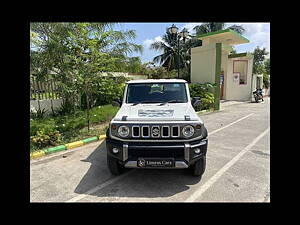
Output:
[182, 125, 194, 138]
[118, 125, 129, 137]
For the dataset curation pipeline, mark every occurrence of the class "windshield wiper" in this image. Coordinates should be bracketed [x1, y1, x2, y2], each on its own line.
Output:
[159, 100, 182, 105]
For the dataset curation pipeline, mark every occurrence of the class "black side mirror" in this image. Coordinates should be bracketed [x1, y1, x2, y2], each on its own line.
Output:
[192, 97, 201, 108]
[112, 98, 122, 107]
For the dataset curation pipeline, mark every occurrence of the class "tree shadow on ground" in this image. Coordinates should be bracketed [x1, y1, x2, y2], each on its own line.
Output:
[74, 141, 203, 199]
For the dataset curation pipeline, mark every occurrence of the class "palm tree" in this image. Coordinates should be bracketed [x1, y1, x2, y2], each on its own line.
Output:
[150, 23, 245, 79]
[193, 22, 245, 36]
[150, 28, 201, 72]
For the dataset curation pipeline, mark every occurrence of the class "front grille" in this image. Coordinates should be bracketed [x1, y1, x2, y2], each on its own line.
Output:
[133, 125, 181, 138]
[111, 123, 202, 140]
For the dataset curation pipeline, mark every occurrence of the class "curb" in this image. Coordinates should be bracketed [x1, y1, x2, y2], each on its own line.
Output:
[30, 134, 107, 160]
[197, 109, 215, 115]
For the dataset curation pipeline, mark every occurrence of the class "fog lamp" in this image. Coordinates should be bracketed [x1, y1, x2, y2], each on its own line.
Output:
[112, 148, 119, 154]
[194, 148, 201, 154]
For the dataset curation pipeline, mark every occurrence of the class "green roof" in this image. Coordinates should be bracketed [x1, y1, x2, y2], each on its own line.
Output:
[197, 28, 250, 43]
[228, 52, 253, 58]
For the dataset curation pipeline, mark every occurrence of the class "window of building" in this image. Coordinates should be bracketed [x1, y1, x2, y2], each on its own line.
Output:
[233, 60, 248, 85]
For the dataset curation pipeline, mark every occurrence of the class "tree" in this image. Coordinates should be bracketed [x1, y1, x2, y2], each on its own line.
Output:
[125, 57, 144, 73]
[251, 47, 270, 88]
[264, 58, 270, 75]
[193, 23, 245, 36]
[30, 22, 143, 130]
[150, 28, 201, 72]
[252, 46, 269, 74]
[263, 58, 270, 88]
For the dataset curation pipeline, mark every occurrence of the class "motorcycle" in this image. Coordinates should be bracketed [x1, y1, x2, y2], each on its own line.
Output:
[253, 88, 264, 103]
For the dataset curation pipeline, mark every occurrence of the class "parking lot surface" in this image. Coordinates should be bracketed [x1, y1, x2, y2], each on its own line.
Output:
[30, 98, 270, 202]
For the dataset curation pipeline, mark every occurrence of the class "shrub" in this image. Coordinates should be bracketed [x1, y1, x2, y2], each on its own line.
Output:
[31, 129, 62, 149]
[189, 83, 215, 111]
[30, 118, 56, 136]
[30, 108, 48, 119]
[30, 104, 119, 151]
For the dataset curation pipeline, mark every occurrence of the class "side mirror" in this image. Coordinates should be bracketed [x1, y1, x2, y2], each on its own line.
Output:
[112, 98, 122, 107]
[192, 97, 201, 108]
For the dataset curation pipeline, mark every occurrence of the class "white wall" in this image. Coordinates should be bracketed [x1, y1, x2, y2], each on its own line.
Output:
[191, 43, 216, 84]
[30, 98, 63, 115]
[225, 57, 253, 101]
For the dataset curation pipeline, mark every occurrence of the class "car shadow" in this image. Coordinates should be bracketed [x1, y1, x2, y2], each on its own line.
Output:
[74, 141, 201, 199]
[74, 141, 203, 199]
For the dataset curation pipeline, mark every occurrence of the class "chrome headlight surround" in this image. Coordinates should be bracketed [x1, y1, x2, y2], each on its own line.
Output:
[118, 125, 130, 137]
[182, 125, 195, 138]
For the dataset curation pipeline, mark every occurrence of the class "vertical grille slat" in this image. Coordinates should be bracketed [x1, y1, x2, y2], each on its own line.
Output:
[132, 126, 140, 137]
[142, 126, 150, 138]
[161, 126, 170, 138]
[171, 126, 180, 137]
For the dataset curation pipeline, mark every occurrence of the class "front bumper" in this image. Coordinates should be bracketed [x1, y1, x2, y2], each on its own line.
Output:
[106, 138, 208, 168]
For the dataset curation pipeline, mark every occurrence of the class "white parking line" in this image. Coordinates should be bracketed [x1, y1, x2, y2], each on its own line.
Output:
[208, 113, 254, 135]
[184, 127, 270, 202]
[66, 170, 135, 202]
[65, 113, 256, 202]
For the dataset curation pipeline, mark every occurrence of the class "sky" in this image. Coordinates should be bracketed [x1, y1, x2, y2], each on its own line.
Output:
[114, 22, 270, 64]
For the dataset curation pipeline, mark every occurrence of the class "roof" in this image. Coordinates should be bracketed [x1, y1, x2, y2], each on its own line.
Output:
[126, 79, 187, 84]
[228, 52, 253, 59]
[197, 29, 249, 45]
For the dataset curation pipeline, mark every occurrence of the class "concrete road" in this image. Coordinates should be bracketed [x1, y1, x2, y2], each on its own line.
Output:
[30, 98, 270, 202]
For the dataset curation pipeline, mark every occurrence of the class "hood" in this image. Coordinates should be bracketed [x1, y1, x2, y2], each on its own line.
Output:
[113, 103, 201, 121]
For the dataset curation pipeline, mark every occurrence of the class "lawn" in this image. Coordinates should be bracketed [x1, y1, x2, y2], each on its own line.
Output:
[30, 104, 119, 152]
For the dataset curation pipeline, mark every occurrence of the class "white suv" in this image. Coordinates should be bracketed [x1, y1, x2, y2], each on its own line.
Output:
[106, 79, 208, 177]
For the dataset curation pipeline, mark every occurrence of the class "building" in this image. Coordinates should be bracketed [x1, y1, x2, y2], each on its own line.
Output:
[101, 72, 147, 80]
[191, 29, 263, 103]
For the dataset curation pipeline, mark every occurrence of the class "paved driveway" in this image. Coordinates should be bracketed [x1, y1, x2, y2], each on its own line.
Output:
[30, 98, 270, 202]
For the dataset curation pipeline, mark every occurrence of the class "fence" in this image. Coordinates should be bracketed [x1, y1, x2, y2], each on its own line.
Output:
[30, 76, 60, 100]
[30, 77, 63, 114]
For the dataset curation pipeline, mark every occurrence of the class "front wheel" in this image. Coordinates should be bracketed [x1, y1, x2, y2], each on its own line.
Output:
[107, 155, 124, 175]
[191, 156, 206, 177]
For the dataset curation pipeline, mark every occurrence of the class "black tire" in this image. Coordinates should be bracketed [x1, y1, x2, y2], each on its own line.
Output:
[192, 156, 206, 177]
[107, 155, 124, 175]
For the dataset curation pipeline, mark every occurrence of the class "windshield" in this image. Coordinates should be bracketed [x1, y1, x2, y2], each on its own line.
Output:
[126, 83, 188, 104]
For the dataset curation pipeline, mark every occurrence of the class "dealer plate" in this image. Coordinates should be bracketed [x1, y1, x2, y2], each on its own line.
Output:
[137, 158, 175, 168]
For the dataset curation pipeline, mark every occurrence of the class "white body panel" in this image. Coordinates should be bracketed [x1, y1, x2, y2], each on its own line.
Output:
[112, 103, 202, 122]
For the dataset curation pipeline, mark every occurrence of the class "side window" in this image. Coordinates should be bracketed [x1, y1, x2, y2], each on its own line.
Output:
[233, 60, 248, 85]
